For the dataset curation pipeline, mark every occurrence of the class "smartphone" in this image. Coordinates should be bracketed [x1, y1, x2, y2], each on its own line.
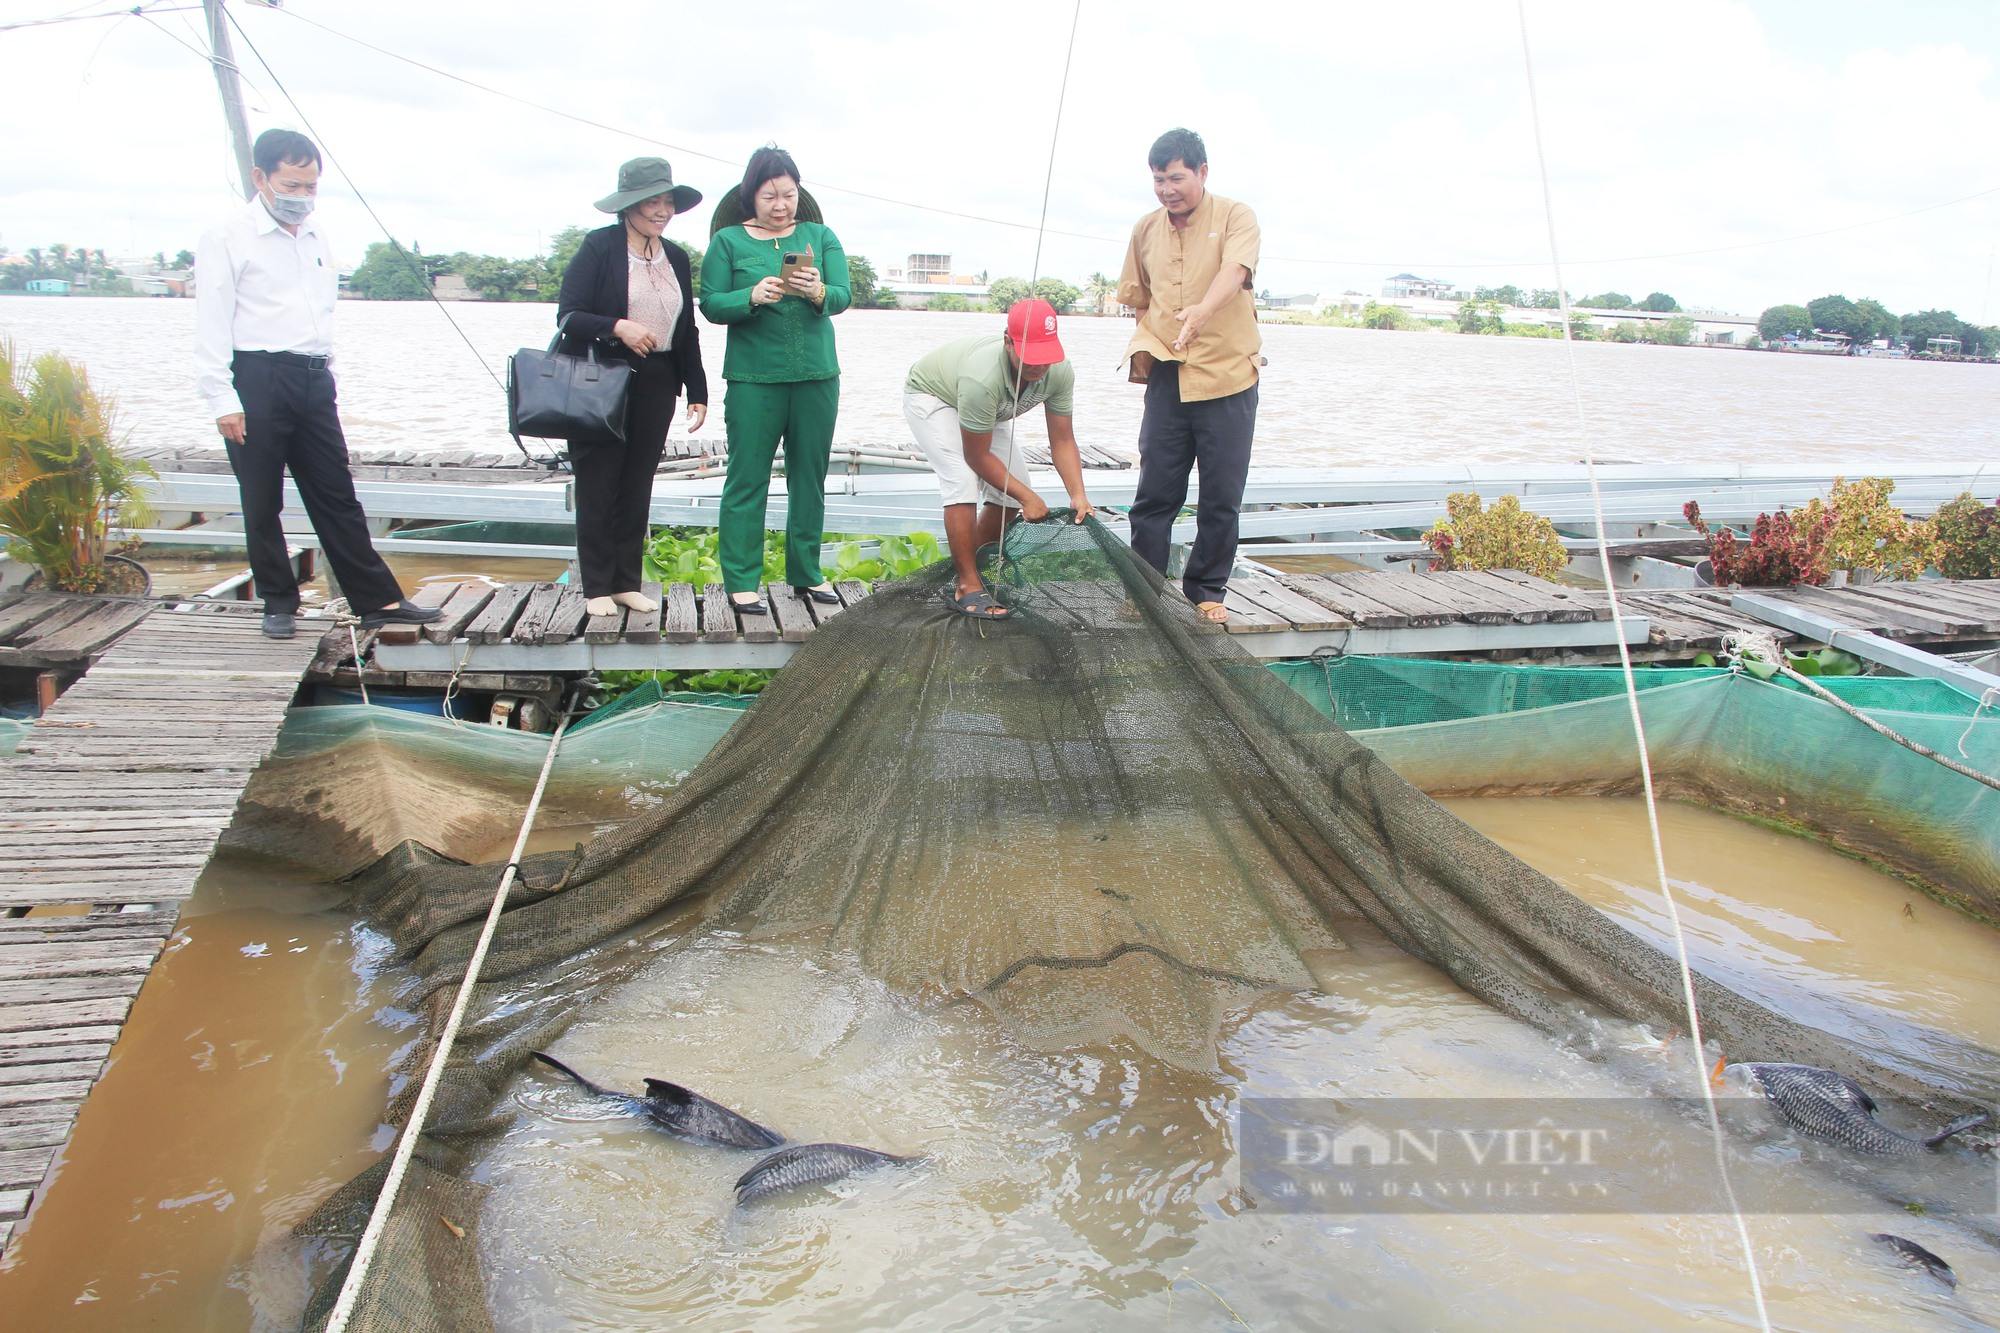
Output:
[777, 246, 811, 292]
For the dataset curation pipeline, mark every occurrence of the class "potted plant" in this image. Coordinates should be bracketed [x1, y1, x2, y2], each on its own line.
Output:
[1684, 500, 1832, 586]
[1422, 492, 1569, 579]
[1933, 492, 2000, 579]
[0, 341, 155, 595]
[1808, 477, 1936, 584]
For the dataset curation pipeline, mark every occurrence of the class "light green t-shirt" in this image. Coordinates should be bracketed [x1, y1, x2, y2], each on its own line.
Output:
[904, 334, 1075, 434]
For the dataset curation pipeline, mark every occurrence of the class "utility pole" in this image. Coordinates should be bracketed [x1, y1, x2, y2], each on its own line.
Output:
[204, 0, 256, 199]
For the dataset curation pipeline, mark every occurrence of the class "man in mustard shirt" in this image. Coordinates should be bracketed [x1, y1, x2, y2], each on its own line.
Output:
[1117, 128, 1261, 624]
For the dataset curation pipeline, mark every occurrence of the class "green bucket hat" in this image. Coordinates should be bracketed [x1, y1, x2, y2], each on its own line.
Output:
[595, 156, 703, 214]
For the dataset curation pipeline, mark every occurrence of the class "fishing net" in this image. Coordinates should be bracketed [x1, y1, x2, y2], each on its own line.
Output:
[296, 517, 2000, 1332]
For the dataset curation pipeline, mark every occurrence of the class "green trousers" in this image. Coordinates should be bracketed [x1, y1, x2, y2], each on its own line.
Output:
[718, 377, 840, 593]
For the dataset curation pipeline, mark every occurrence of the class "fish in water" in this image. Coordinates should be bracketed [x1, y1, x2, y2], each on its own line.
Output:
[530, 1051, 783, 1150]
[1870, 1233, 1957, 1289]
[1729, 1062, 1989, 1156]
[735, 1142, 916, 1206]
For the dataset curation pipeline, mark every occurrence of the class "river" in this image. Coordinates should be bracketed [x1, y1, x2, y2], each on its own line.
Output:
[2, 297, 1995, 468]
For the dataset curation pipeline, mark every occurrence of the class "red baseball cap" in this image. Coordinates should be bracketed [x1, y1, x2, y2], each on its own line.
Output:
[1005, 298, 1066, 365]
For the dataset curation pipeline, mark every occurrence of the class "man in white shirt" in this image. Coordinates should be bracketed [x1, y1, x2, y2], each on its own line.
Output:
[194, 128, 438, 639]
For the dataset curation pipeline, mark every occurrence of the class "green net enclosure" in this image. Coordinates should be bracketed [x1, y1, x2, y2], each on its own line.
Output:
[297, 519, 2000, 1331]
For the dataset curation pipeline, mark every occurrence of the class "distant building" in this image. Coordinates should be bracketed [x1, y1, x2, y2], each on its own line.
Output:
[880, 251, 989, 309]
[1382, 273, 1469, 301]
[433, 274, 479, 301]
[1259, 292, 1318, 309]
[24, 279, 70, 295]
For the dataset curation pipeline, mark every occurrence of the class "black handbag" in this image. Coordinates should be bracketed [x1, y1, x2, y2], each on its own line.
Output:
[507, 312, 632, 446]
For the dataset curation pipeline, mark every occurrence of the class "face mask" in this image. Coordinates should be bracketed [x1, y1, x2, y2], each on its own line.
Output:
[263, 191, 315, 226]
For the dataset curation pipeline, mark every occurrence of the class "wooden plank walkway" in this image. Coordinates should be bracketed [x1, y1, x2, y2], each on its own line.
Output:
[0, 603, 320, 1256]
[363, 573, 2000, 676]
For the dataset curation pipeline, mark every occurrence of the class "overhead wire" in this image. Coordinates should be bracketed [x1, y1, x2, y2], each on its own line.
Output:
[257, 3, 2000, 279]
[1514, 4, 1773, 1330]
[0, 2, 198, 32]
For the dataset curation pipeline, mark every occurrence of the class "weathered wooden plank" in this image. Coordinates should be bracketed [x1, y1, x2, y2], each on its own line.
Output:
[1214, 591, 1290, 633]
[662, 583, 699, 643]
[0, 593, 72, 641]
[421, 582, 496, 645]
[0, 1082, 94, 1111]
[0, 1025, 123, 1050]
[583, 601, 626, 645]
[0, 974, 147, 1005]
[1779, 586, 1949, 640]
[622, 581, 665, 644]
[1840, 583, 1999, 633]
[0, 946, 162, 979]
[0, 1145, 61, 1190]
[11, 600, 152, 660]
[767, 586, 818, 643]
[0, 1061, 103, 1088]
[373, 580, 463, 645]
[505, 584, 567, 645]
[465, 583, 535, 644]
[1280, 573, 1412, 629]
[1230, 579, 1353, 632]
[740, 587, 782, 644]
[534, 587, 591, 646]
[0, 1043, 111, 1068]
[1320, 571, 1464, 627]
[835, 580, 870, 606]
[1395, 574, 1518, 625]
[0, 1188, 31, 1218]
[699, 583, 738, 644]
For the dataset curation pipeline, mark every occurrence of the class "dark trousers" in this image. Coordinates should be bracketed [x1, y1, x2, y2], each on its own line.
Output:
[570, 364, 675, 596]
[1127, 363, 1259, 605]
[227, 352, 404, 616]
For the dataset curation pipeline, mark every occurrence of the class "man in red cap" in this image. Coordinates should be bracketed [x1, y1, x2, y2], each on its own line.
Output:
[902, 298, 1098, 618]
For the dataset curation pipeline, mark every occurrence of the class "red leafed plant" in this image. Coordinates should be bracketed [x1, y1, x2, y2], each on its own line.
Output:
[1684, 499, 1833, 586]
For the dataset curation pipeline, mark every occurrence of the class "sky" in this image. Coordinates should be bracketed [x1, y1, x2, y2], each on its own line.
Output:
[2, 0, 1998, 320]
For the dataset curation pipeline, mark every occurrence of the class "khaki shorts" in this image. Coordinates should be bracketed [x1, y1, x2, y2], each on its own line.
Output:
[903, 390, 1029, 508]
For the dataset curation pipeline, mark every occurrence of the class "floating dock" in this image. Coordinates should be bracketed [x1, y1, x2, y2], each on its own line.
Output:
[0, 602, 319, 1256]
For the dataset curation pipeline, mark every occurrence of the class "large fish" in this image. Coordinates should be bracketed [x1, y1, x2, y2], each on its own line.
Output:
[734, 1142, 917, 1205]
[1870, 1233, 1957, 1289]
[1730, 1062, 1989, 1156]
[530, 1051, 784, 1150]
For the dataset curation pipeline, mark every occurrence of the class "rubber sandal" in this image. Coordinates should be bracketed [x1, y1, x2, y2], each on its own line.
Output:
[951, 588, 1013, 620]
[1194, 600, 1229, 624]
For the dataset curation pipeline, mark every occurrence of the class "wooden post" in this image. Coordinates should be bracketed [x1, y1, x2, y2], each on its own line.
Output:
[203, 0, 256, 200]
[35, 671, 60, 716]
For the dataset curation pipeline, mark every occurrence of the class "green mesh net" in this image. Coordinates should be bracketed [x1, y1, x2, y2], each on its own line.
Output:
[288, 520, 2000, 1331]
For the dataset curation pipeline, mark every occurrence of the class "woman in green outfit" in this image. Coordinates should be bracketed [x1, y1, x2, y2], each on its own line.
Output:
[701, 146, 850, 613]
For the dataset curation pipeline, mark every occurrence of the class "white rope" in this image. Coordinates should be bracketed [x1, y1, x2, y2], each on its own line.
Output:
[1958, 685, 2000, 766]
[1725, 631, 2000, 792]
[346, 623, 371, 708]
[323, 709, 574, 1333]
[1515, 5, 1773, 1328]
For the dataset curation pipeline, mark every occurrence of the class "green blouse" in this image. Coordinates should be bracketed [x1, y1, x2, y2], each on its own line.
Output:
[699, 221, 851, 383]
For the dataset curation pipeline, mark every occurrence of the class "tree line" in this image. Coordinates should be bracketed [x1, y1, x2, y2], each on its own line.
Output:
[1756, 295, 1995, 355]
[0, 244, 196, 292]
[1468, 284, 1681, 312]
[345, 228, 1092, 315]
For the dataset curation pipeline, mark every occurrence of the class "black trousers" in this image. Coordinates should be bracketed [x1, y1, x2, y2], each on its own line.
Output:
[569, 363, 675, 596]
[227, 352, 404, 616]
[1127, 363, 1259, 605]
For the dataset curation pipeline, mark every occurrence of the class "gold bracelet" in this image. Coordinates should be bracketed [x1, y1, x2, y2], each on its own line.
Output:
[812, 281, 826, 307]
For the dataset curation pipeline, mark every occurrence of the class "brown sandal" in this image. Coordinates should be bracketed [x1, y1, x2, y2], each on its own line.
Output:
[1194, 600, 1229, 624]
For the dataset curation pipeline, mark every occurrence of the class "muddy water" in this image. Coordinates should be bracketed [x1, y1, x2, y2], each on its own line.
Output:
[0, 853, 409, 1330]
[132, 549, 573, 602]
[4, 798, 1998, 1330]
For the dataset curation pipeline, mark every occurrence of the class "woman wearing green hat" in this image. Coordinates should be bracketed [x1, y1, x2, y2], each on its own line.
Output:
[700, 145, 850, 613]
[556, 157, 709, 619]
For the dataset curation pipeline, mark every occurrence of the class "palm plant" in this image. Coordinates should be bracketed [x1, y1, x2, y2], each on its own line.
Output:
[0, 341, 155, 593]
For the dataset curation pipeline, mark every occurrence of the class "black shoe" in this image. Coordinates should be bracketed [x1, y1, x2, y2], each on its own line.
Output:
[791, 585, 840, 605]
[730, 594, 769, 616]
[361, 598, 445, 628]
[261, 611, 297, 639]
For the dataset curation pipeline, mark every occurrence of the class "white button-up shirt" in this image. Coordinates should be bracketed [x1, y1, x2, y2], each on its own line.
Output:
[193, 198, 337, 419]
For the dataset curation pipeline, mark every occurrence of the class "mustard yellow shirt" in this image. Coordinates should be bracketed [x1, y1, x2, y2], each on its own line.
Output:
[1116, 190, 1262, 402]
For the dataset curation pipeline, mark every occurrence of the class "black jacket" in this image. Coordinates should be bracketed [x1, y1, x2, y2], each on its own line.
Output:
[555, 224, 708, 405]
